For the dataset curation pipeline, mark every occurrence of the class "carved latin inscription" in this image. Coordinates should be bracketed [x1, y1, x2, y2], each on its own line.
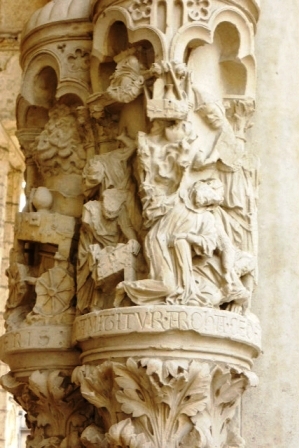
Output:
[74, 306, 261, 347]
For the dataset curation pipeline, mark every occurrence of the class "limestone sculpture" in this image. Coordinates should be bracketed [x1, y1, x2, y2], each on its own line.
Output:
[0, 0, 261, 446]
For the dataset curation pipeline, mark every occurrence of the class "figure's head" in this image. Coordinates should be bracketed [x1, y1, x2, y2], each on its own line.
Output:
[89, 104, 104, 121]
[173, 61, 188, 80]
[76, 106, 89, 125]
[150, 119, 166, 136]
[199, 103, 225, 130]
[165, 120, 193, 143]
[84, 158, 105, 184]
[121, 55, 140, 73]
[102, 188, 127, 220]
[190, 178, 224, 208]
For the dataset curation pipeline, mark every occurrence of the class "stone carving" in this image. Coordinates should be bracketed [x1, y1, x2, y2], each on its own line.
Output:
[67, 49, 91, 72]
[77, 188, 140, 313]
[73, 358, 257, 448]
[107, 53, 145, 104]
[128, 0, 152, 22]
[33, 104, 86, 179]
[187, 0, 212, 21]
[145, 61, 192, 120]
[4, 208, 78, 330]
[33, 266, 75, 317]
[89, 50, 146, 119]
[224, 99, 255, 143]
[195, 101, 258, 298]
[76, 106, 96, 160]
[0, 0, 261, 446]
[1, 370, 94, 448]
[137, 120, 195, 213]
[117, 179, 222, 306]
[77, 129, 143, 312]
[82, 131, 137, 199]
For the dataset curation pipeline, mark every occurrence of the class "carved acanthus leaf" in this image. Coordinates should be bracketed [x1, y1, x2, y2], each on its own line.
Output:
[113, 358, 211, 447]
[158, 360, 211, 416]
[2, 370, 94, 446]
[72, 363, 122, 428]
[192, 366, 256, 448]
[107, 418, 154, 448]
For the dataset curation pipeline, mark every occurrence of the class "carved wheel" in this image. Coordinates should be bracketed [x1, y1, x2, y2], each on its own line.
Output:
[34, 267, 75, 316]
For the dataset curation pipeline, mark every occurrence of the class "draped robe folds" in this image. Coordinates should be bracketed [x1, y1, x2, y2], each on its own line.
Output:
[82, 146, 142, 232]
[77, 200, 136, 313]
[122, 197, 221, 305]
[212, 124, 257, 255]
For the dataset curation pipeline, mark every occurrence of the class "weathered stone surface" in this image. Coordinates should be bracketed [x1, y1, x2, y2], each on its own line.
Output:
[3, 0, 299, 447]
[0, 53, 22, 120]
[241, 1, 299, 446]
[0, 0, 264, 446]
[0, 0, 48, 33]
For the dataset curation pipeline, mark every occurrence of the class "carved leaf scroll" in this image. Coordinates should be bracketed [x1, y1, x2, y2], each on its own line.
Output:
[74, 360, 257, 448]
[75, 358, 213, 448]
[197, 366, 258, 448]
[1, 370, 94, 447]
[72, 363, 122, 430]
[107, 418, 154, 448]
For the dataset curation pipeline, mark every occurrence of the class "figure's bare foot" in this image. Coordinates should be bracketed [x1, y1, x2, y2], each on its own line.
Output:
[226, 302, 243, 314]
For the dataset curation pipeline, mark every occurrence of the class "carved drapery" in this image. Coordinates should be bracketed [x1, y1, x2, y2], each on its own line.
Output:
[0, 0, 261, 446]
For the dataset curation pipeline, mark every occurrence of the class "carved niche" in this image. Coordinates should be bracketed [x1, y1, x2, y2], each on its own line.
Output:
[0, 0, 261, 447]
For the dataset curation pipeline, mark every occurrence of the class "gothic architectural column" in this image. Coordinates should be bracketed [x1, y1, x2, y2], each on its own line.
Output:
[0, 0, 261, 446]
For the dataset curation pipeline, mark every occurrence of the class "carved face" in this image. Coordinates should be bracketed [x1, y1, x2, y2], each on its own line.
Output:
[202, 104, 224, 130]
[36, 132, 50, 151]
[165, 121, 191, 143]
[192, 179, 224, 207]
[90, 105, 104, 120]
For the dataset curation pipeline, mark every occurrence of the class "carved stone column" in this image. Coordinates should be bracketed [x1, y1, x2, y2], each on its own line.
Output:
[0, 2, 94, 446]
[0, 0, 261, 447]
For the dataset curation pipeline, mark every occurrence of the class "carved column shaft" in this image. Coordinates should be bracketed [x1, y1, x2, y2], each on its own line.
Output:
[0, 0, 261, 447]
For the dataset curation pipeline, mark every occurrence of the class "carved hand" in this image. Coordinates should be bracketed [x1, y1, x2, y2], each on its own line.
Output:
[128, 239, 141, 256]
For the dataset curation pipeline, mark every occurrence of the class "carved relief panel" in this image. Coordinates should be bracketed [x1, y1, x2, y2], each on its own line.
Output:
[0, 0, 261, 447]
